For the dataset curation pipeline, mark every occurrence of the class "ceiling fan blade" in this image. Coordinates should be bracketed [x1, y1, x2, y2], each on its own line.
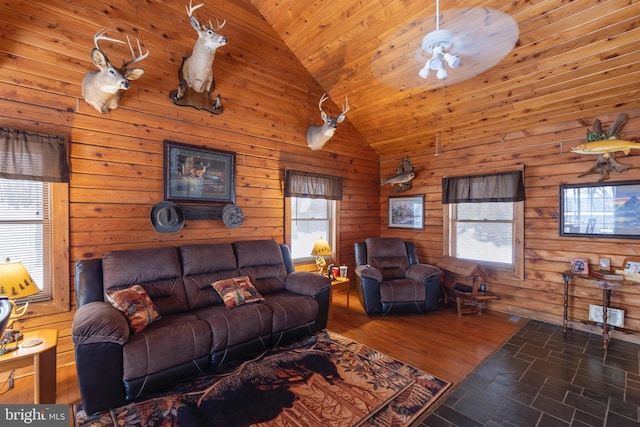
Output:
[371, 8, 519, 89]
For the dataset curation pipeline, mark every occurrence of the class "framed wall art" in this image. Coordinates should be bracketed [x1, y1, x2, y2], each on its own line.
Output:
[388, 195, 424, 229]
[560, 180, 640, 239]
[164, 140, 236, 204]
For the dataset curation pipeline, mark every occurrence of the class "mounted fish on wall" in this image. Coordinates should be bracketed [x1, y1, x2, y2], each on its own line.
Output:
[381, 158, 415, 193]
[169, 0, 227, 114]
[571, 113, 640, 181]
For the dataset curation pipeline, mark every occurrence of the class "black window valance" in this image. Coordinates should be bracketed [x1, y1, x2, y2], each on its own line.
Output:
[284, 169, 342, 200]
[442, 171, 525, 204]
[0, 128, 69, 182]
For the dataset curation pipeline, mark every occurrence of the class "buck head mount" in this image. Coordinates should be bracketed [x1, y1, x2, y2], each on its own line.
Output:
[171, 0, 227, 114]
[81, 30, 149, 114]
[306, 93, 350, 151]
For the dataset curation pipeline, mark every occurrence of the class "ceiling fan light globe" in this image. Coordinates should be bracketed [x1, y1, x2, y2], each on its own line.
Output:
[436, 67, 448, 79]
[418, 65, 430, 79]
[429, 57, 443, 70]
[444, 53, 461, 68]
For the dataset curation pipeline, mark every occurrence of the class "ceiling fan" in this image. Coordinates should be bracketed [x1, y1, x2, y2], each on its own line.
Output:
[371, 1, 519, 89]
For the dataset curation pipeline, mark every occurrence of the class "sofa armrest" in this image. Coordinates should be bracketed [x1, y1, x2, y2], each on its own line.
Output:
[406, 264, 441, 283]
[72, 301, 130, 346]
[285, 271, 330, 297]
[355, 265, 383, 283]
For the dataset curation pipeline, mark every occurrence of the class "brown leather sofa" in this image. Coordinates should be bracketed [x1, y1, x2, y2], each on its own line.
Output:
[72, 239, 330, 414]
[354, 237, 441, 314]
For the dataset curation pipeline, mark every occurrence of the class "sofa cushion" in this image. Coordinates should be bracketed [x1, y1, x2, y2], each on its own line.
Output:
[233, 240, 288, 294]
[180, 244, 239, 310]
[263, 291, 319, 333]
[212, 276, 265, 309]
[105, 285, 161, 333]
[194, 303, 272, 352]
[122, 313, 211, 382]
[380, 278, 426, 303]
[102, 246, 190, 314]
[103, 246, 182, 289]
[365, 237, 410, 280]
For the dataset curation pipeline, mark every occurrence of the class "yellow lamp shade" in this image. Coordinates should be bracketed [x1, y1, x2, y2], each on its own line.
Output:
[0, 260, 40, 299]
[310, 237, 333, 257]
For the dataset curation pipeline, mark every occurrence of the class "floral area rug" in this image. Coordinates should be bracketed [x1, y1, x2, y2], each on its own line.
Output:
[73, 330, 451, 427]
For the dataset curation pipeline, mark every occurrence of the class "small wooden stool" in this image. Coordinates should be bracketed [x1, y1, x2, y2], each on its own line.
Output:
[437, 256, 501, 315]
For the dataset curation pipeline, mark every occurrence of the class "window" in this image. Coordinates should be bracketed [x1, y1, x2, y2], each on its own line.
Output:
[442, 171, 525, 278]
[284, 170, 342, 263]
[0, 129, 70, 315]
[288, 197, 336, 261]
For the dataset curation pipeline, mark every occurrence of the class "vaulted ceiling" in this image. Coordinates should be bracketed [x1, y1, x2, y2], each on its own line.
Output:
[249, 0, 640, 156]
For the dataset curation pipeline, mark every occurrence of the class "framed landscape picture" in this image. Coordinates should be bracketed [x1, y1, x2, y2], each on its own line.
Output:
[164, 140, 236, 204]
[388, 195, 424, 229]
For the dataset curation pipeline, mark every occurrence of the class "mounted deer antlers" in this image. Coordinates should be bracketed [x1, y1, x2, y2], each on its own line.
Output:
[306, 93, 350, 150]
[81, 30, 149, 114]
[170, 0, 227, 114]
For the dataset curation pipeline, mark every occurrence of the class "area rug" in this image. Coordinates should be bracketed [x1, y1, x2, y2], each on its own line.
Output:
[73, 330, 451, 427]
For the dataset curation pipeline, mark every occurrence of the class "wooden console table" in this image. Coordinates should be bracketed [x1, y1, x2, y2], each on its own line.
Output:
[562, 271, 624, 349]
[438, 256, 500, 315]
[0, 329, 58, 403]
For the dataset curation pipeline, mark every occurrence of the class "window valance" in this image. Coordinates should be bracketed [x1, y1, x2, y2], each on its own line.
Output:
[284, 170, 342, 200]
[0, 128, 69, 182]
[442, 170, 525, 204]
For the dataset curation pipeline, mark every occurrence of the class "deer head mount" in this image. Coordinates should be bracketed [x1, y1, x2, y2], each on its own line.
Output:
[81, 30, 149, 114]
[170, 0, 227, 114]
[306, 93, 350, 151]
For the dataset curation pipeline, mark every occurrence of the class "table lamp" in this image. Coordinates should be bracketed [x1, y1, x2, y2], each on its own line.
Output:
[0, 259, 40, 355]
[311, 237, 333, 275]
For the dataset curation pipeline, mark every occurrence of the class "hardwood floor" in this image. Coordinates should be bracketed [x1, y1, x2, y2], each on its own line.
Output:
[0, 287, 525, 413]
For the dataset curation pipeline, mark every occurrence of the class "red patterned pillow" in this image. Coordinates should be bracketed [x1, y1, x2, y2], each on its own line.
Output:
[212, 276, 265, 309]
[105, 285, 161, 333]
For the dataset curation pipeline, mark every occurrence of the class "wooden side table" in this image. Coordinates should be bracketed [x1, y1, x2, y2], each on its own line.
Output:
[330, 277, 351, 316]
[562, 272, 624, 349]
[437, 256, 500, 315]
[0, 329, 58, 403]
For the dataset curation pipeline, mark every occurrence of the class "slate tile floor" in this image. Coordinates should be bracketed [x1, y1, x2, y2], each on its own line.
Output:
[422, 319, 640, 426]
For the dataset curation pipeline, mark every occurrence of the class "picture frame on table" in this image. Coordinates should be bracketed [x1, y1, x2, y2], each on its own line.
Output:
[164, 140, 236, 204]
[388, 195, 424, 229]
[570, 257, 589, 275]
[623, 259, 640, 276]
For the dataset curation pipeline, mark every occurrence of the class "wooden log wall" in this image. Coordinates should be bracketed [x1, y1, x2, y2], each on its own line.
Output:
[381, 107, 640, 341]
[0, 0, 380, 369]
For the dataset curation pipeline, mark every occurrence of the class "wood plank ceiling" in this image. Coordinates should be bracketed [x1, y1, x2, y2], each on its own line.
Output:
[249, 0, 640, 157]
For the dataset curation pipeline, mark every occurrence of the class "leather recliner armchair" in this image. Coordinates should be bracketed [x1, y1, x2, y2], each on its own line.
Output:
[354, 237, 441, 314]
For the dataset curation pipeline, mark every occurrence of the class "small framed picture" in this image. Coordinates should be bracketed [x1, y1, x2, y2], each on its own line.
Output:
[599, 258, 611, 272]
[570, 258, 589, 275]
[623, 259, 640, 275]
[388, 196, 424, 229]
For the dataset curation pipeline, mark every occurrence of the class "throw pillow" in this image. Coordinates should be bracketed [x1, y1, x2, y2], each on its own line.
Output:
[105, 284, 161, 333]
[212, 276, 265, 309]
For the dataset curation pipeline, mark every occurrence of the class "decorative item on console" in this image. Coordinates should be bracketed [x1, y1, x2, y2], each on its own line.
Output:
[81, 30, 149, 114]
[150, 201, 185, 233]
[381, 157, 415, 193]
[169, 0, 227, 114]
[311, 237, 333, 275]
[571, 113, 640, 181]
[0, 259, 41, 355]
[306, 93, 350, 150]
